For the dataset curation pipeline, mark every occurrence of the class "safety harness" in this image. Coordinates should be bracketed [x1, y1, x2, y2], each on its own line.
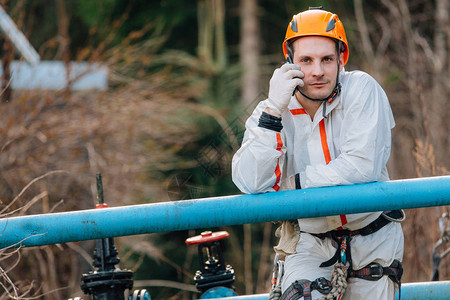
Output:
[274, 210, 405, 300]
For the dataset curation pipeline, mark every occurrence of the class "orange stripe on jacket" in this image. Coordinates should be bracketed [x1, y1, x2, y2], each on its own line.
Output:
[272, 164, 281, 191]
[290, 108, 307, 115]
[275, 132, 283, 152]
[319, 119, 331, 164]
[319, 119, 347, 226]
[272, 133, 283, 191]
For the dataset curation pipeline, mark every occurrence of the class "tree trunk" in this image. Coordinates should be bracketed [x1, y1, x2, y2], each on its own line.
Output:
[55, 0, 71, 94]
[1, 38, 13, 102]
[240, 0, 260, 108]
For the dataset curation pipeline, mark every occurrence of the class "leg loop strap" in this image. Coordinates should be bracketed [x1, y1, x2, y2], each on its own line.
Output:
[279, 278, 332, 300]
[349, 259, 403, 299]
[348, 259, 403, 284]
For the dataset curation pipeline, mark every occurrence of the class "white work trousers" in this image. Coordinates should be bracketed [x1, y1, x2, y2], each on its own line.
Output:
[281, 222, 404, 300]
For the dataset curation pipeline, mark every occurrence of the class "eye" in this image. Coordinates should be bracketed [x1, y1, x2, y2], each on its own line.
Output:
[323, 56, 334, 62]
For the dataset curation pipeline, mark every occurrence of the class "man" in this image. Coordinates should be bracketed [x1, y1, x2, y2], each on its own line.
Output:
[232, 8, 404, 300]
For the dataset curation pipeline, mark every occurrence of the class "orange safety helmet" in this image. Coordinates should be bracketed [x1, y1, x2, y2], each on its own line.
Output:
[282, 8, 349, 65]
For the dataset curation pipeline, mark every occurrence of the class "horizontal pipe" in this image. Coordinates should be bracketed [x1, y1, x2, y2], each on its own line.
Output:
[395, 281, 450, 300]
[0, 176, 449, 248]
[200, 281, 450, 299]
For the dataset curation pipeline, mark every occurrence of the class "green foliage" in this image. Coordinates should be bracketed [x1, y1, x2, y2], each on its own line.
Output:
[110, 0, 198, 53]
[74, 0, 116, 28]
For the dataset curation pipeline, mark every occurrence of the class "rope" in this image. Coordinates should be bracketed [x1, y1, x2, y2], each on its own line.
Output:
[318, 262, 349, 300]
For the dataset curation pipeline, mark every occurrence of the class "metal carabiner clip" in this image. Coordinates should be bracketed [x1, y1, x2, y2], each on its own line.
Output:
[271, 253, 285, 289]
[340, 236, 348, 265]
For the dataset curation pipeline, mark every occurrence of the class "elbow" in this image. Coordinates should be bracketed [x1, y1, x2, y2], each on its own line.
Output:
[231, 154, 267, 194]
[232, 163, 274, 194]
[341, 148, 385, 183]
[354, 160, 383, 183]
[232, 172, 268, 194]
[231, 149, 280, 194]
[361, 152, 388, 182]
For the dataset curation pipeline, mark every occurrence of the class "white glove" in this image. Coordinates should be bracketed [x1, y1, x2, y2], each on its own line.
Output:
[267, 63, 304, 115]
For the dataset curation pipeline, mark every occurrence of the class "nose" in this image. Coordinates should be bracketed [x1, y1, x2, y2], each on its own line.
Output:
[311, 61, 324, 77]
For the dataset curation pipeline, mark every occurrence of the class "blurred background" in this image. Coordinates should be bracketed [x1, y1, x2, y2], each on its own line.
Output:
[0, 0, 448, 299]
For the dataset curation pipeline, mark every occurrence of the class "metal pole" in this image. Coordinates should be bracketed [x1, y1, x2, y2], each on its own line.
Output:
[1, 176, 449, 249]
[0, 5, 40, 65]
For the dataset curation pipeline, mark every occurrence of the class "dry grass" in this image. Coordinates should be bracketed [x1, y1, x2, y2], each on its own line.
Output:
[0, 70, 209, 298]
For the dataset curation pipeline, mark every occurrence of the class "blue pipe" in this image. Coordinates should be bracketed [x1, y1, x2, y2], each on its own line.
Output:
[1, 176, 449, 248]
[199, 281, 450, 299]
[395, 281, 450, 300]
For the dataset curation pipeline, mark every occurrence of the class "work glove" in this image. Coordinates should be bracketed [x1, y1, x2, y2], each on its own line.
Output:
[267, 63, 304, 115]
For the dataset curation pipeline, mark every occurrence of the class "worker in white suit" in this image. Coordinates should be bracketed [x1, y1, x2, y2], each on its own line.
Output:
[232, 7, 404, 300]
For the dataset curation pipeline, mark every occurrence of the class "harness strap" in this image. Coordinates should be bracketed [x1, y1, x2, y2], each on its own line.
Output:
[280, 279, 311, 300]
[310, 210, 403, 267]
[349, 259, 403, 299]
[312, 210, 403, 240]
[318, 235, 352, 268]
[349, 259, 403, 285]
[280, 278, 332, 300]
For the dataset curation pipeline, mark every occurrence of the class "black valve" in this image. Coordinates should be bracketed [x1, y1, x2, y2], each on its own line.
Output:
[71, 174, 152, 300]
[79, 174, 133, 300]
[186, 231, 236, 295]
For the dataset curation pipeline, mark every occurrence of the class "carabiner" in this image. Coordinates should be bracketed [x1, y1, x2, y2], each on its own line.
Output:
[340, 236, 348, 265]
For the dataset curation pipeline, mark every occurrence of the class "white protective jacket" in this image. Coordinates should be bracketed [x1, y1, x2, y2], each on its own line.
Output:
[232, 70, 395, 234]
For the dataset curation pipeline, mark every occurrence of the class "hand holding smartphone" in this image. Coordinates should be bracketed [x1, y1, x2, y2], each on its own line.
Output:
[286, 44, 301, 96]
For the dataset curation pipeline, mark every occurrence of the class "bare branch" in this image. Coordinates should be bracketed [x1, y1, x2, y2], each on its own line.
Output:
[353, 0, 374, 59]
[374, 14, 392, 60]
[434, 0, 448, 73]
[18, 191, 48, 216]
[65, 242, 93, 268]
[1, 170, 68, 214]
[48, 199, 65, 213]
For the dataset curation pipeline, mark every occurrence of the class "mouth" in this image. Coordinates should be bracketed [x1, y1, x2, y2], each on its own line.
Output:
[310, 82, 328, 88]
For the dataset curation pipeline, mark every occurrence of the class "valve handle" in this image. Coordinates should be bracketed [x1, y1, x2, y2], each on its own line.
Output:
[95, 203, 109, 209]
[185, 231, 229, 245]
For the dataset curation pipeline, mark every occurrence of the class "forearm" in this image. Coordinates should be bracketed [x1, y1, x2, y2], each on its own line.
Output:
[232, 103, 287, 193]
[232, 148, 283, 193]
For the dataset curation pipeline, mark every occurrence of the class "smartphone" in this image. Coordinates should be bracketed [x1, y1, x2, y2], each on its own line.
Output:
[286, 44, 299, 95]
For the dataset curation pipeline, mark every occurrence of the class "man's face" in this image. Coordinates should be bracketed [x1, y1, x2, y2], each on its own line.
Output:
[292, 36, 344, 100]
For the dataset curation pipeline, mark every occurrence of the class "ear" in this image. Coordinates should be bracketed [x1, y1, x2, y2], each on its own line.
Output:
[339, 52, 345, 71]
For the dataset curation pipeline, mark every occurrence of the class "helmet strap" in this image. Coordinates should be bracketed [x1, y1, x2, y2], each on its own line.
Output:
[299, 82, 341, 119]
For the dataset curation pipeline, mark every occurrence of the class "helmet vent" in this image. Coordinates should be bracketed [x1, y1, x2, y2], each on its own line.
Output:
[326, 19, 336, 32]
[290, 19, 298, 32]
